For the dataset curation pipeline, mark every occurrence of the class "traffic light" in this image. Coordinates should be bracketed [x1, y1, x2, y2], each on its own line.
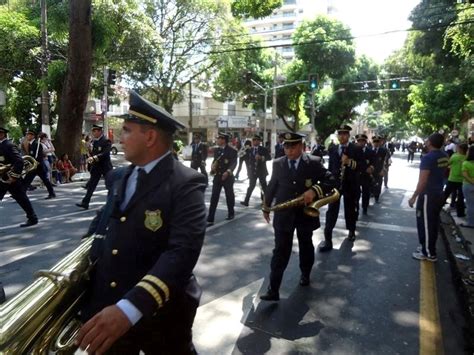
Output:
[308, 74, 318, 90]
[108, 70, 117, 85]
[389, 79, 400, 90]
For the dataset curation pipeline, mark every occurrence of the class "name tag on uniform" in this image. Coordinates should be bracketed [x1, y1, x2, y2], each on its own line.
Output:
[144, 209, 163, 232]
[0, 156, 4, 162]
[305, 179, 312, 187]
[98, 147, 102, 152]
[224, 159, 228, 164]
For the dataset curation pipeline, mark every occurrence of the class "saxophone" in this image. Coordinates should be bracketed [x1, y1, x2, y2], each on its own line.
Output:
[0, 236, 96, 354]
[267, 188, 340, 217]
[210, 153, 223, 176]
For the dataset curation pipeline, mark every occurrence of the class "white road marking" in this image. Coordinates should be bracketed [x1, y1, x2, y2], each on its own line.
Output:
[193, 278, 264, 355]
[0, 238, 70, 267]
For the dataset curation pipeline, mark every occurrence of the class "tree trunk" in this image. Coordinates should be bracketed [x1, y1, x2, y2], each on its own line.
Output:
[55, 0, 92, 166]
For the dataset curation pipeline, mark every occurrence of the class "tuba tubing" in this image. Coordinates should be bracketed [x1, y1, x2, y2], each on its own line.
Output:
[0, 155, 38, 183]
[0, 236, 94, 354]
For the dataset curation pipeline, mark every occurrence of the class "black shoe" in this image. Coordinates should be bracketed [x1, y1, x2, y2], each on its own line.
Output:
[27, 186, 37, 191]
[76, 202, 89, 210]
[300, 275, 310, 286]
[240, 201, 249, 207]
[362, 209, 368, 215]
[206, 221, 214, 227]
[226, 214, 234, 220]
[348, 230, 356, 241]
[45, 194, 56, 200]
[20, 219, 38, 228]
[260, 290, 280, 301]
[81, 184, 88, 189]
[375, 197, 380, 203]
[319, 240, 333, 252]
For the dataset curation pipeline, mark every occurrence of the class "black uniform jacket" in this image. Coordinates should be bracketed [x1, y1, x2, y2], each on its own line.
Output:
[191, 142, 208, 164]
[82, 153, 207, 321]
[247, 145, 271, 177]
[327, 142, 363, 191]
[91, 135, 113, 172]
[0, 139, 24, 179]
[274, 143, 285, 159]
[373, 146, 389, 175]
[360, 146, 375, 176]
[265, 154, 336, 233]
[212, 145, 237, 176]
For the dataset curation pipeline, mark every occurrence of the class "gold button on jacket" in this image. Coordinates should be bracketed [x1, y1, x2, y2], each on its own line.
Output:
[110, 281, 117, 288]
[120, 216, 126, 222]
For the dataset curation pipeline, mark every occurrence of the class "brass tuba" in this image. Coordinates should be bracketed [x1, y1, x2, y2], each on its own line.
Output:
[269, 188, 340, 217]
[210, 153, 223, 176]
[0, 155, 38, 183]
[0, 236, 95, 354]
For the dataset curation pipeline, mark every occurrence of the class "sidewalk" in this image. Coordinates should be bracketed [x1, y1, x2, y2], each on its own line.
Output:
[439, 209, 474, 349]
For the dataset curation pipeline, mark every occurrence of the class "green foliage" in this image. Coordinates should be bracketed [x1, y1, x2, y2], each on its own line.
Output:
[231, 0, 282, 19]
[293, 15, 355, 79]
[444, 7, 473, 59]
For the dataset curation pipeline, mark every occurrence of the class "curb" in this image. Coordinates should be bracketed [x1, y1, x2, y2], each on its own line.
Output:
[439, 210, 474, 351]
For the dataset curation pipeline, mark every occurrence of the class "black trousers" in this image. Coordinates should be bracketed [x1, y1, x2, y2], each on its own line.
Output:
[372, 173, 384, 200]
[269, 226, 314, 292]
[207, 174, 235, 222]
[243, 173, 267, 203]
[0, 180, 37, 220]
[383, 166, 389, 187]
[358, 174, 372, 212]
[190, 160, 208, 184]
[416, 193, 443, 258]
[82, 166, 111, 206]
[105, 293, 198, 355]
[23, 163, 55, 197]
[324, 188, 358, 239]
[443, 181, 465, 216]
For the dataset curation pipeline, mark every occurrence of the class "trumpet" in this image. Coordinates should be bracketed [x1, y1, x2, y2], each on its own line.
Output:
[238, 146, 250, 158]
[267, 188, 340, 217]
[0, 155, 38, 183]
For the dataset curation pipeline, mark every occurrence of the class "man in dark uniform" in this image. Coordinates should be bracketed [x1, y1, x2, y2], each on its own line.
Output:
[372, 135, 389, 203]
[207, 132, 237, 225]
[235, 139, 251, 180]
[274, 133, 285, 158]
[190, 133, 208, 184]
[75, 90, 207, 354]
[355, 134, 375, 215]
[310, 137, 326, 160]
[22, 129, 56, 199]
[0, 127, 39, 227]
[76, 125, 113, 209]
[320, 124, 363, 251]
[241, 135, 271, 207]
[381, 135, 391, 188]
[260, 132, 337, 301]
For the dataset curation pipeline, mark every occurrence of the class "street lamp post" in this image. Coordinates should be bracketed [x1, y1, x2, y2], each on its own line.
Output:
[40, 0, 50, 136]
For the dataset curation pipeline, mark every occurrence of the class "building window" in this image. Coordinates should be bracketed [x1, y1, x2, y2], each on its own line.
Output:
[284, 0, 296, 4]
[227, 104, 236, 116]
[282, 22, 294, 29]
[282, 47, 293, 53]
[192, 102, 201, 115]
[283, 11, 294, 17]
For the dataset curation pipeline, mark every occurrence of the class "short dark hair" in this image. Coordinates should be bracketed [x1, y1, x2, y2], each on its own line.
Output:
[428, 133, 444, 149]
[458, 143, 468, 155]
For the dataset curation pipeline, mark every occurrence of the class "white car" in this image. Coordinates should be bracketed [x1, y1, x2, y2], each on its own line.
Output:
[111, 143, 122, 155]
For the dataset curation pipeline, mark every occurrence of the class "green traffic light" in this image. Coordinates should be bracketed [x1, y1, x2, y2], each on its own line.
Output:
[310, 82, 317, 89]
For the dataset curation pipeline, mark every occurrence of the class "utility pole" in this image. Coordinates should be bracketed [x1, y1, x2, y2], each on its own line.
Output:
[189, 81, 193, 144]
[271, 52, 278, 157]
[103, 67, 108, 138]
[40, 0, 50, 136]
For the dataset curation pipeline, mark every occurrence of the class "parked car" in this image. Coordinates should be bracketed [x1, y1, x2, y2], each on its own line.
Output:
[111, 143, 122, 155]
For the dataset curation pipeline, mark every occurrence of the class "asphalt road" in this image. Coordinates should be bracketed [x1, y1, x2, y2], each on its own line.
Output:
[0, 151, 468, 354]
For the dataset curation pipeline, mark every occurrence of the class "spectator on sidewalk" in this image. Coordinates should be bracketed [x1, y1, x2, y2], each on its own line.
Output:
[57, 153, 78, 183]
[443, 143, 467, 217]
[80, 134, 90, 173]
[409, 133, 449, 262]
[461, 146, 474, 228]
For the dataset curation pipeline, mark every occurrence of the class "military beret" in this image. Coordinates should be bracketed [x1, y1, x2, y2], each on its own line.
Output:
[282, 132, 305, 144]
[355, 134, 368, 141]
[252, 134, 262, 140]
[337, 124, 352, 134]
[91, 124, 103, 131]
[0, 127, 9, 134]
[127, 90, 186, 133]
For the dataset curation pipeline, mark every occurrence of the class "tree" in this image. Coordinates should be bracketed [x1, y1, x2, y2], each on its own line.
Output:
[231, 0, 282, 19]
[54, 0, 92, 163]
[129, 0, 233, 113]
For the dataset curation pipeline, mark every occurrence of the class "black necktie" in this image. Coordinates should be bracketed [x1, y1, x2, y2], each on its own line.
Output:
[136, 168, 147, 192]
[290, 160, 297, 173]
